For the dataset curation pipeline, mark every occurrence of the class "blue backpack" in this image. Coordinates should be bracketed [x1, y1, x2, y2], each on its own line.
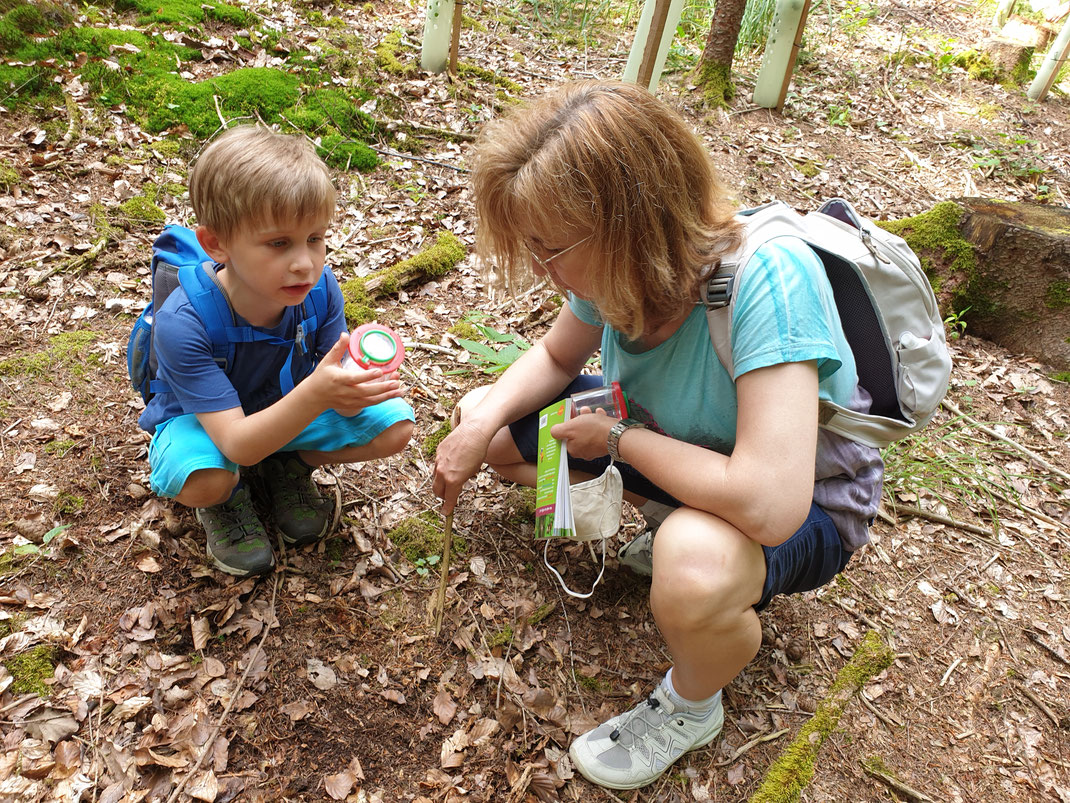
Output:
[127, 225, 330, 403]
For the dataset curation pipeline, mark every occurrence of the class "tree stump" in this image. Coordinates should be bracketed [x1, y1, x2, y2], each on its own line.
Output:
[884, 199, 1070, 371]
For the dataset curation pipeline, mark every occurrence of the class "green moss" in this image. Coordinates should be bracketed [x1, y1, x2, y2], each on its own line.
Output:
[0, 158, 18, 193]
[54, 492, 85, 515]
[316, 134, 379, 172]
[749, 631, 892, 803]
[44, 439, 77, 457]
[150, 67, 301, 138]
[0, 329, 99, 378]
[375, 30, 415, 76]
[449, 320, 480, 341]
[112, 194, 166, 231]
[133, 0, 250, 26]
[1052, 371, 1070, 383]
[4, 645, 56, 697]
[151, 138, 182, 159]
[458, 62, 522, 95]
[528, 602, 555, 625]
[575, 671, 610, 692]
[5, 3, 46, 34]
[340, 231, 466, 326]
[0, 18, 26, 53]
[421, 419, 451, 459]
[797, 160, 821, 178]
[1044, 280, 1070, 310]
[695, 60, 735, 109]
[386, 511, 464, 563]
[487, 625, 513, 648]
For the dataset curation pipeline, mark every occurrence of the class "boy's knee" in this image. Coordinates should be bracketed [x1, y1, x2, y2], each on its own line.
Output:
[173, 468, 238, 508]
[371, 419, 413, 457]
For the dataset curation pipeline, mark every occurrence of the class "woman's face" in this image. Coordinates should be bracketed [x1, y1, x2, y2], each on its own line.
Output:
[524, 232, 594, 299]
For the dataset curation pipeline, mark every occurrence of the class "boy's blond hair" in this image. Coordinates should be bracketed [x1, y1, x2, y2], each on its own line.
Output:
[471, 80, 742, 340]
[190, 126, 336, 240]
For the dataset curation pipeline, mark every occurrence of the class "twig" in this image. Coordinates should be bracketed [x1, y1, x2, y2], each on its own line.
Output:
[29, 237, 107, 286]
[886, 502, 997, 539]
[164, 573, 279, 803]
[713, 728, 789, 766]
[433, 512, 454, 635]
[860, 690, 903, 729]
[1015, 681, 1064, 728]
[1026, 630, 1070, 669]
[212, 94, 227, 130]
[367, 145, 468, 172]
[942, 399, 1070, 486]
[862, 761, 938, 802]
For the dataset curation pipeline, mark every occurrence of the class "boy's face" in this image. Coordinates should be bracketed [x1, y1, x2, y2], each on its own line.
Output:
[201, 215, 331, 326]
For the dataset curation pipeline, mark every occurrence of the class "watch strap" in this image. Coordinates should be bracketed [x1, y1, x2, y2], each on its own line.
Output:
[607, 418, 645, 462]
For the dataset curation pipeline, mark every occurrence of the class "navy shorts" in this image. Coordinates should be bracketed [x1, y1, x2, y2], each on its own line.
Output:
[510, 375, 853, 611]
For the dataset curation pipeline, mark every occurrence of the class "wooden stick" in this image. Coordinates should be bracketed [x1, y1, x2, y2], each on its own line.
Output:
[861, 761, 938, 803]
[448, 0, 463, 76]
[434, 512, 454, 635]
[941, 399, 1070, 485]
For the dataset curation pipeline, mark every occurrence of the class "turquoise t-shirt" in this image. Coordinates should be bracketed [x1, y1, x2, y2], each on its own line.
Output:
[569, 238, 858, 455]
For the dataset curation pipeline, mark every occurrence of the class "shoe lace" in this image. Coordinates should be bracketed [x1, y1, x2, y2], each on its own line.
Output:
[609, 695, 670, 744]
[215, 493, 259, 545]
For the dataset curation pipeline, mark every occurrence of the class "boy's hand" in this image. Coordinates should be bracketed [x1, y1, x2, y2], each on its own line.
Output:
[309, 333, 405, 416]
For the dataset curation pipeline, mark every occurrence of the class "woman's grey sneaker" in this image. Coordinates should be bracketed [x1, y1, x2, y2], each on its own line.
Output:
[198, 485, 275, 576]
[258, 453, 337, 546]
[569, 685, 723, 790]
[617, 530, 653, 576]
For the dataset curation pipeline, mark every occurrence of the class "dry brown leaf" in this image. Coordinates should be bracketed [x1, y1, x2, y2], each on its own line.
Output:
[432, 687, 458, 725]
[380, 689, 406, 705]
[190, 616, 211, 650]
[280, 700, 313, 722]
[324, 770, 355, 800]
[186, 769, 219, 802]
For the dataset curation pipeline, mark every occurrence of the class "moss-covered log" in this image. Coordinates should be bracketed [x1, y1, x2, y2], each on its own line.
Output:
[747, 631, 893, 803]
[881, 198, 1070, 372]
[338, 230, 466, 326]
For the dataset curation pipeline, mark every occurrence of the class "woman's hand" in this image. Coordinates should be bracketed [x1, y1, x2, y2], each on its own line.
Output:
[433, 421, 493, 514]
[309, 333, 405, 416]
[550, 409, 617, 461]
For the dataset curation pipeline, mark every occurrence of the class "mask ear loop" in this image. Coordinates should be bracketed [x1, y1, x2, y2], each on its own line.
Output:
[541, 461, 619, 599]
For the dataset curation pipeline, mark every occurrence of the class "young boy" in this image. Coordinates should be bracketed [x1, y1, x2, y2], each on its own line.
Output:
[139, 126, 415, 577]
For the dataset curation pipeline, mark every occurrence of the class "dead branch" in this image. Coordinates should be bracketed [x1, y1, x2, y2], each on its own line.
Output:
[29, 237, 107, 286]
[886, 502, 997, 539]
[433, 512, 454, 635]
[1015, 681, 1065, 729]
[942, 399, 1070, 486]
[862, 761, 938, 802]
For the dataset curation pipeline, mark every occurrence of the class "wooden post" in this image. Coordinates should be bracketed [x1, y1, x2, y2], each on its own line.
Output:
[1027, 13, 1070, 101]
[623, 0, 686, 91]
[992, 0, 1017, 30]
[636, 0, 673, 89]
[420, 0, 455, 73]
[448, 0, 464, 75]
[752, 0, 811, 110]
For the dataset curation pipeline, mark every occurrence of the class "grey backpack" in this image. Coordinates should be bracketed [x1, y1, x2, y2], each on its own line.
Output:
[702, 198, 952, 449]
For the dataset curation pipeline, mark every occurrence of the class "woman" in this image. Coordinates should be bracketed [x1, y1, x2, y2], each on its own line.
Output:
[432, 79, 883, 791]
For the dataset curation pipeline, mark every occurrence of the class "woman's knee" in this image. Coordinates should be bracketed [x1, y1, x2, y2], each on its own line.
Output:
[174, 468, 238, 508]
[650, 511, 765, 629]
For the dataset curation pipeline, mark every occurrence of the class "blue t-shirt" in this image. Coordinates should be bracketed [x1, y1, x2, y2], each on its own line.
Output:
[569, 238, 856, 454]
[138, 265, 347, 433]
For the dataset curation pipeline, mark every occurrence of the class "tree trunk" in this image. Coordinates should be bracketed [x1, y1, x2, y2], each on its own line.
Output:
[886, 198, 1070, 371]
[695, 0, 747, 107]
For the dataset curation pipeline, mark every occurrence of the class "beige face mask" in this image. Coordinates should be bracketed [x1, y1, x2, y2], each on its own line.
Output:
[543, 464, 623, 599]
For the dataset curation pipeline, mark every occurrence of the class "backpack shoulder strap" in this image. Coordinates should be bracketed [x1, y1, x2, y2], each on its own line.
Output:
[178, 261, 238, 370]
[701, 201, 808, 378]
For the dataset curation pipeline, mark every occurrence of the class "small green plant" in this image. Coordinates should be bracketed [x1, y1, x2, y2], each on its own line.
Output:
[827, 103, 852, 126]
[12, 524, 70, 557]
[943, 306, 970, 339]
[453, 312, 531, 374]
[413, 554, 440, 577]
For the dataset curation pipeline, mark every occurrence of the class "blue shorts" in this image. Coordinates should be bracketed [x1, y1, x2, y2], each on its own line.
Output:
[510, 375, 853, 610]
[149, 398, 414, 498]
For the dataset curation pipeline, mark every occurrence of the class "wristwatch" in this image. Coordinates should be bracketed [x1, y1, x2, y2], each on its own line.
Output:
[607, 418, 645, 462]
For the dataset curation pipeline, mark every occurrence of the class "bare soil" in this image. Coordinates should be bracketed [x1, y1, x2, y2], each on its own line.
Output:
[2, 1, 1069, 802]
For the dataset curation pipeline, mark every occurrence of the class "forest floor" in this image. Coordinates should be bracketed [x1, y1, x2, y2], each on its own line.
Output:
[2, 0, 1070, 801]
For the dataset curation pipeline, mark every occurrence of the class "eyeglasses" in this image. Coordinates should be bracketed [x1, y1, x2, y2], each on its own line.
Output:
[524, 234, 592, 270]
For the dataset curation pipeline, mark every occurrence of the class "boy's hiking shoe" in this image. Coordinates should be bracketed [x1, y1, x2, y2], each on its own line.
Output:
[569, 685, 723, 790]
[258, 453, 338, 546]
[198, 485, 275, 576]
